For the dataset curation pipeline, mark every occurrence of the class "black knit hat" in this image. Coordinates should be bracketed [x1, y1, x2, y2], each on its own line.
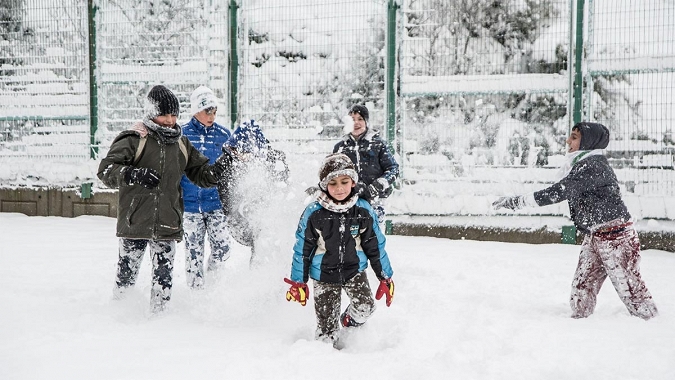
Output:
[349, 104, 369, 122]
[145, 85, 180, 118]
[318, 153, 359, 191]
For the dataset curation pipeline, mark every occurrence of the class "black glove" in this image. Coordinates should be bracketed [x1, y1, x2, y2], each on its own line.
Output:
[371, 177, 390, 193]
[492, 196, 525, 211]
[124, 167, 160, 189]
[212, 146, 234, 178]
[367, 184, 379, 199]
[355, 181, 372, 201]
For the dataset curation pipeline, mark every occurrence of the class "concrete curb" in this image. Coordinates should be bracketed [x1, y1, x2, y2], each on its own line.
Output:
[390, 221, 675, 253]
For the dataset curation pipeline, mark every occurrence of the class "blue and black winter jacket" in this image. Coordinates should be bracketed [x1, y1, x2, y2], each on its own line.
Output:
[180, 117, 231, 213]
[290, 198, 394, 284]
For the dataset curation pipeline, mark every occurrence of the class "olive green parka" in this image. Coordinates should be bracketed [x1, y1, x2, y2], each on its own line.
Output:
[98, 128, 220, 241]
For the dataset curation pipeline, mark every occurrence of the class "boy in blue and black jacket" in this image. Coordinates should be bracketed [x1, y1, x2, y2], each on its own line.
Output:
[284, 153, 395, 347]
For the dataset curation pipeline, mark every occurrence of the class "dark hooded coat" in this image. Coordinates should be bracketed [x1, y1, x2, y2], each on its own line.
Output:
[532, 122, 630, 234]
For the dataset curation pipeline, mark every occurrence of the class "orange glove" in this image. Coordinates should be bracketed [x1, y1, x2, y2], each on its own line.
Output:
[375, 278, 394, 307]
[284, 278, 309, 306]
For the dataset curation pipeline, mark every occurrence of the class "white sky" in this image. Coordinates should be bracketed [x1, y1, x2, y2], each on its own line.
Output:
[1, 213, 674, 380]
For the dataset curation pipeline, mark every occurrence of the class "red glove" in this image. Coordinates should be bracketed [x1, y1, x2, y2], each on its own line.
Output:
[375, 278, 394, 307]
[284, 278, 309, 306]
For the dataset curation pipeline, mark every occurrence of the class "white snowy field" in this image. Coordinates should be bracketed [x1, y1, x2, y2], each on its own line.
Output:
[0, 213, 674, 380]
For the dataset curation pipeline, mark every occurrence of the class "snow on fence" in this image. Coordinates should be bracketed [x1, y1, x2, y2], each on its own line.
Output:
[1, 0, 675, 219]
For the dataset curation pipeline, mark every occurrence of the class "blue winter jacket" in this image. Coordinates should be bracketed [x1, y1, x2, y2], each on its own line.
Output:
[180, 117, 231, 213]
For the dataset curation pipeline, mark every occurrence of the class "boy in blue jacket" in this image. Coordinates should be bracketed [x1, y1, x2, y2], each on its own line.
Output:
[285, 153, 395, 347]
[493, 122, 658, 320]
[180, 86, 232, 289]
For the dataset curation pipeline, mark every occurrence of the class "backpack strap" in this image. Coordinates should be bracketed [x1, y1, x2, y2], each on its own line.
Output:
[133, 136, 147, 165]
[178, 138, 188, 163]
[133, 136, 188, 166]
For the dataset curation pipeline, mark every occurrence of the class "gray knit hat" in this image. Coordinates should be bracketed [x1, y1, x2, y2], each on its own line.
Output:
[318, 153, 359, 190]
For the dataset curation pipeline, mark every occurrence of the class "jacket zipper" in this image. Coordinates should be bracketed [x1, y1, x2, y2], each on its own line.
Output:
[152, 142, 164, 239]
[338, 214, 346, 284]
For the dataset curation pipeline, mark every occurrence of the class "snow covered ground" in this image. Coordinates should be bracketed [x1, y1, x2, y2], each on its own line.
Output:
[1, 212, 674, 380]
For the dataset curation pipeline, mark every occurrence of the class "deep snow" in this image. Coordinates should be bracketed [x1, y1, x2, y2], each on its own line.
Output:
[1, 213, 674, 380]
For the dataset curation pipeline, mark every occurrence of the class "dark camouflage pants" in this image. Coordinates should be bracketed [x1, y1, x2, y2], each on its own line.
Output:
[116, 238, 176, 308]
[313, 271, 376, 343]
[183, 209, 231, 289]
[570, 222, 658, 320]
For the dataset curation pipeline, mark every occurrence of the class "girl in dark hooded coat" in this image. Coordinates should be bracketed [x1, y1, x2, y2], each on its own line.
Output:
[493, 122, 658, 320]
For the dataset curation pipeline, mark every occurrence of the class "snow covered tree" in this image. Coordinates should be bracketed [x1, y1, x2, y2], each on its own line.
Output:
[104, 0, 206, 63]
[403, 0, 568, 165]
[0, 0, 34, 76]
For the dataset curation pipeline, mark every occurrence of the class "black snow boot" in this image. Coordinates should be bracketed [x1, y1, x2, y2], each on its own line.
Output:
[340, 310, 364, 328]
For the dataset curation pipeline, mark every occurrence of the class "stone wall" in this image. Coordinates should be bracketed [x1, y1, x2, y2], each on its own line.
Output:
[0, 187, 117, 218]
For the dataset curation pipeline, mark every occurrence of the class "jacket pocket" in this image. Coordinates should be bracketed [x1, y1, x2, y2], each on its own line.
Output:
[125, 194, 153, 228]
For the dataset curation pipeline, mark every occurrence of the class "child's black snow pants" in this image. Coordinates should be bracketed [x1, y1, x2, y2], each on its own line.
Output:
[313, 270, 376, 343]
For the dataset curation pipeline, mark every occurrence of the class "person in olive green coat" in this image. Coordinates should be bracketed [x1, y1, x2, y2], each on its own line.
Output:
[97, 85, 231, 314]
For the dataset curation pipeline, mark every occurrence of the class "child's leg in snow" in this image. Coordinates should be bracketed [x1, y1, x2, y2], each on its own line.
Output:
[116, 238, 148, 288]
[205, 209, 231, 271]
[570, 236, 607, 318]
[183, 212, 206, 288]
[149, 240, 176, 309]
[313, 280, 341, 343]
[595, 228, 658, 320]
[342, 271, 376, 324]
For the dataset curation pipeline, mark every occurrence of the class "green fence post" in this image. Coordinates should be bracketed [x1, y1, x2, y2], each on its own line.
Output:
[229, 0, 239, 129]
[562, 225, 577, 244]
[87, 0, 98, 159]
[385, 220, 393, 235]
[386, 0, 398, 150]
[573, 0, 585, 125]
[80, 183, 92, 199]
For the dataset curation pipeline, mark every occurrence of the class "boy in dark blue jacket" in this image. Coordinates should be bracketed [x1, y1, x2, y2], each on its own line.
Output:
[493, 122, 658, 320]
[180, 86, 232, 289]
[285, 153, 395, 347]
[333, 105, 399, 223]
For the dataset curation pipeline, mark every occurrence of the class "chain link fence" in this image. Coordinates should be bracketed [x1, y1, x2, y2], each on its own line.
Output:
[0, 0, 89, 167]
[1, 0, 674, 218]
[95, 0, 229, 151]
[237, 0, 388, 159]
[584, 0, 675, 198]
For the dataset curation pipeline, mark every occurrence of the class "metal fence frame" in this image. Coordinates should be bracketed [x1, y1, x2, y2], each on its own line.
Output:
[1, 0, 674, 218]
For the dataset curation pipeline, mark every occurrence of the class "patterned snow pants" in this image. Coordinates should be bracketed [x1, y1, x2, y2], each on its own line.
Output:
[116, 238, 176, 310]
[183, 210, 231, 289]
[370, 198, 386, 224]
[570, 220, 658, 320]
[313, 271, 376, 343]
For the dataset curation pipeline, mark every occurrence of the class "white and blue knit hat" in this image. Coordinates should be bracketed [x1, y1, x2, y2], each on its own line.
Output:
[190, 86, 219, 115]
